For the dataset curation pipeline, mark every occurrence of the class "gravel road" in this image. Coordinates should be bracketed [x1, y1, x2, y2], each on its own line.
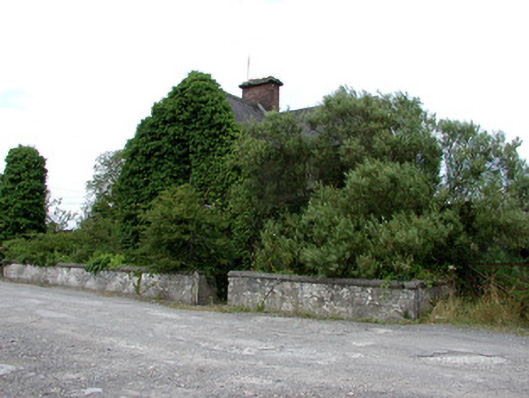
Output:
[1, 280, 528, 397]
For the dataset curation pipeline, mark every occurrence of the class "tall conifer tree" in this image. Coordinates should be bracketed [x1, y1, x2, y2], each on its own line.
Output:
[0, 146, 47, 241]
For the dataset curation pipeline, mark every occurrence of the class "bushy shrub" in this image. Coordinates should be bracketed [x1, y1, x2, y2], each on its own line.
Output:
[140, 184, 235, 274]
[85, 252, 125, 274]
[227, 111, 312, 267]
[73, 216, 121, 262]
[306, 88, 441, 187]
[1, 232, 82, 266]
[254, 160, 453, 280]
[139, 184, 236, 298]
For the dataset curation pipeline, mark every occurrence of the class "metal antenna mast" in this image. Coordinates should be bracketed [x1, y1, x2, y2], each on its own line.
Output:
[247, 55, 251, 81]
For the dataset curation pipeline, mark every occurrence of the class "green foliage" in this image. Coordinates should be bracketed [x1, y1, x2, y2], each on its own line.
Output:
[228, 89, 443, 269]
[8, 75, 528, 299]
[1, 232, 82, 266]
[229, 88, 444, 278]
[116, 71, 237, 248]
[84, 150, 123, 219]
[173, 71, 238, 204]
[85, 252, 125, 274]
[227, 111, 313, 265]
[0, 172, 4, 245]
[0, 146, 48, 242]
[231, 112, 311, 215]
[73, 215, 121, 262]
[438, 120, 524, 201]
[61, 150, 126, 265]
[46, 198, 79, 233]
[255, 160, 452, 279]
[437, 120, 529, 270]
[116, 100, 190, 247]
[140, 184, 235, 275]
[253, 213, 305, 275]
[1, 216, 122, 268]
[246, 88, 529, 285]
[306, 88, 441, 187]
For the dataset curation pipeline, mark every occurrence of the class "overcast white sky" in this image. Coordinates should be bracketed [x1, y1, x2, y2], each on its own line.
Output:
[1, 0, 528, 216]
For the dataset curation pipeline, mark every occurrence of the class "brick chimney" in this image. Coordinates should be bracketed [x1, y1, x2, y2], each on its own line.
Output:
[239, 76, 283, 111]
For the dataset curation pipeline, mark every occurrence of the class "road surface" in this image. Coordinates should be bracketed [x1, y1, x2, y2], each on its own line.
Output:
[1, 280, 528, 397]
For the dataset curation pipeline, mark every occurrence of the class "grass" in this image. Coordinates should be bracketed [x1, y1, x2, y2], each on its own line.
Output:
[427, 283, 529, 334]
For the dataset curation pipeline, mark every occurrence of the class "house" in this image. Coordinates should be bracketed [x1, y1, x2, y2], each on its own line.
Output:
[226, 76, 315, 134]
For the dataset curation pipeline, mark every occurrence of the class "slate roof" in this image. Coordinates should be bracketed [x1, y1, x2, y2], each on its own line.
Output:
[225, 93, 266, 124]
[288, 107, 318, 136]
[225, 91, 318, 137]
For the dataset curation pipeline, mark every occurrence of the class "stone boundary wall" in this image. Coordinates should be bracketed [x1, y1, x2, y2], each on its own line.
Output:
[228, 271, 452, 321]
[2, 263, 215, 305]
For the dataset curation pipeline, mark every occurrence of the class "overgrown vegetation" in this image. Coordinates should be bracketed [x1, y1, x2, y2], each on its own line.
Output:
[429, 283, 528, 330]
[116, 71, 238, 248]
[85, 252, 125, 274]
[1, 72, 528, 324]
[0, 146, 47, 242]
[140, 184, 235, 279]
[1, 232, 79, 266]
[84, 150, 123, 220]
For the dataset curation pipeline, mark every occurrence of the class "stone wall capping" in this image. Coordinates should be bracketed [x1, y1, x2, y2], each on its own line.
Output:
[55, 262, 89, 269]
[227, 270, 432, 290]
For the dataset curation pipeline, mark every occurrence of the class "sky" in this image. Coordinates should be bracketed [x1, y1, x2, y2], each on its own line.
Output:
[1, 0, 528, 218]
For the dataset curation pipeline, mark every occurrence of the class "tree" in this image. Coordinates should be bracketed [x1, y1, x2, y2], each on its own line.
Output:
[438, 120, 527, 202]
[140, 184, 234, 272]
[306, 87, 441, 187]
[436, 120, 529, 267]
[0, 172, 4, 239]
[140, 184, 236, 297]
[227, 111, 312, 265]
[84, 150, 124, 219]
[116, 71, 237, 248]
[46, 197, 79, 232]
[229, 88, 443, 271]
[255, 160, 452, 279]
[0, 146, 47, 241]
[116, 100, 190, 247]
[246, 88, 529, 282]
[172, 71, 238, 204]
